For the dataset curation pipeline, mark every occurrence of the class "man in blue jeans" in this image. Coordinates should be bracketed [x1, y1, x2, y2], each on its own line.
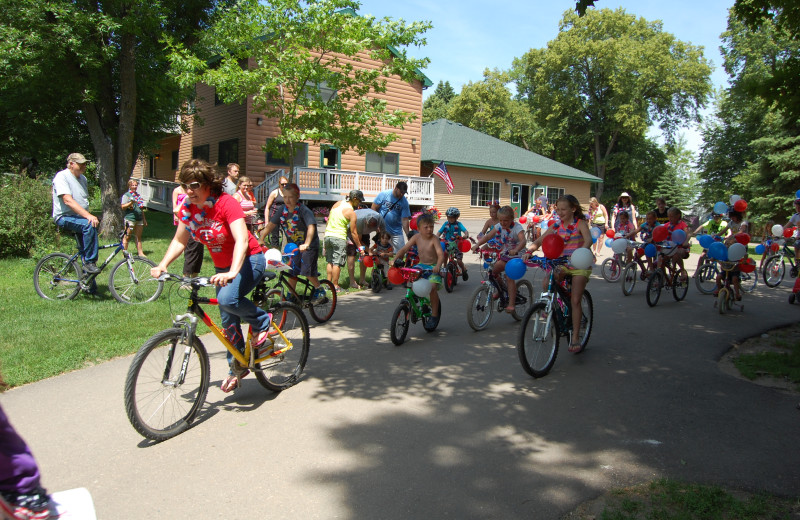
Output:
[52, 153, 100, 274]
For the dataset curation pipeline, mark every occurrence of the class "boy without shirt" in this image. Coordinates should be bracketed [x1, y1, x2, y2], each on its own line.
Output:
[394, 213, 446, 326]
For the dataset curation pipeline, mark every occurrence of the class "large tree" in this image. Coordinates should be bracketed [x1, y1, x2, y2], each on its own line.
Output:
[166, 0, 430, 171]
[422, 80, 457, 123]
[512, 8, 712, 200]
[0, 0, 218, 235]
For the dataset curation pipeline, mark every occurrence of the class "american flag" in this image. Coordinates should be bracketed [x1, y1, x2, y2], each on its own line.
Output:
[432, 161, 454, 194]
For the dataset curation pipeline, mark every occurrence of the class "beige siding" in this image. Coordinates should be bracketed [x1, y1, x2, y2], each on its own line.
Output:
[427, 164, 592, 220]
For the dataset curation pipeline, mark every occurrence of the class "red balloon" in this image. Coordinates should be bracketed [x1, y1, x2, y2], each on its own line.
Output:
[733, 199, 748, 212]
[410, 217, 418, 231]
[532, 216, 540, 223]
[740, 258, 756, 273]
[636, 247, 645, 257]
[519, 216, 527, 224]
[652, 225, 669, 242]
[362, 255, 374, 267]
[734, 233, 751, 245]
[541, 234, 566, 259]
[458, 239, 471, 253]
[387, 267, 405, 285]
[548, 219, 556, 227]
[606, 229, 615, 239]
[771, 242, 781, 252]
[784, 228, 793, 238]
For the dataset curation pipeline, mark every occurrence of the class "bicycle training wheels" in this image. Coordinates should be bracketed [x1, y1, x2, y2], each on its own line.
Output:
[124, 328, 210, 442]
[255, 302, 310, 392]
[109, 256, 163, 304]
[309, 279, 336, 323]
[517, 303, 559, 378]
[33, 253, 81, 301]
[467, 284, 493, 331]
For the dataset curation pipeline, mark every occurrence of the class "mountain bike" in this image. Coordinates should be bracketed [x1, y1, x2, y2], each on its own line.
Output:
[254, 252, 337, 323]
[33, 222, 163, 304]
[763, 237, 798, 288]
[517, 256, 593, 378]
[124, 272, 309, 441]
[466, 254, 534, 331]
[645, 242, 689, 307]
[389, 267, 442, 345]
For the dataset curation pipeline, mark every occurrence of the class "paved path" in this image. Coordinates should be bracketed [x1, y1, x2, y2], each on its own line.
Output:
[3, 240, 800, 519]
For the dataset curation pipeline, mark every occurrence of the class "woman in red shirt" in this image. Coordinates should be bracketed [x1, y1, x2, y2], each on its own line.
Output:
[152, 159, 272, 393]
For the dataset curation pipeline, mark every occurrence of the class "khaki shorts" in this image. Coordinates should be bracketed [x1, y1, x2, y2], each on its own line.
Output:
[324, 236, 347, 266]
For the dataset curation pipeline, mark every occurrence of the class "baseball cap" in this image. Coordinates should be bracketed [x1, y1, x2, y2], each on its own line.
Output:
[67, 153, 89, 164]
[396, 181, 408, 194]
[348, 189, 364, 202]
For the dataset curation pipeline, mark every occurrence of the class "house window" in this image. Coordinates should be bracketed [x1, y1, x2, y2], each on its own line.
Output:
[265, 139, 308, 167]
[171, 150, 179, 171]
[470, 180, 500, 207]
[546, 187, 564, 204]
[148, 156, 157, 178]
[305, 80, 338, 104]
[321, 146, 340, 169]
[218, 139, 239, 167]
[192, 145, 209, 162]
[365, 152, 399, 174]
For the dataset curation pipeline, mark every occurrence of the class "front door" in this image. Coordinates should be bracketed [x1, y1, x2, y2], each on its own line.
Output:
[510, 184, 521, 217]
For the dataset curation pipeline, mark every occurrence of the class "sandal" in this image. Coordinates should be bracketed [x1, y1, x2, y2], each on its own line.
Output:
[568, 343, 582, 353]
[221, 371, 249, 393]
[504, 306, 515, 313]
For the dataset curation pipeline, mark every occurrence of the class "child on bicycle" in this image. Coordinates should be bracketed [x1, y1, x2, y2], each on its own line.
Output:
[472, 206, 527, 313]
[625, 210, 657, 277]
[394, 213, 445, 327]
[370, 230, 394, 289]
[477, 202, 500, 238]
[759, 219, 774, 272]
[664, 207, 690, 272]
[523, 194, 591, 353]
[438, 207, 469, 281]
[784, 199, 800, 276]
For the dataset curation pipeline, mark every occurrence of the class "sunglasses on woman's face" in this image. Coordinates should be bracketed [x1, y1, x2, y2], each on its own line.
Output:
[280, 183, 288, 187]
[180, 181, 202, 191]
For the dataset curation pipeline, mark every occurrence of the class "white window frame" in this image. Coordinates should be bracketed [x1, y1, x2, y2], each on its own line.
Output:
[470, 180, 501, 208]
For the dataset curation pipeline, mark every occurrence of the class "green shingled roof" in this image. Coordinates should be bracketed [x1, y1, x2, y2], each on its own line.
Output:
[421, 119, 601, 183]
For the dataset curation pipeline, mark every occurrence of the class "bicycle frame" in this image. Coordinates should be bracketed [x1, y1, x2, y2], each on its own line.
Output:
[527, 257, 571, 335]
[62, 231, 131, 284]
[398, 268, 432, 320]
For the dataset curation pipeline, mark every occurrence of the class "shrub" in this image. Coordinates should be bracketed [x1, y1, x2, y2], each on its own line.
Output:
[0, 174, 59, 258]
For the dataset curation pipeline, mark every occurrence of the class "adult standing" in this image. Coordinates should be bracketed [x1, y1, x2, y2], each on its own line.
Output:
[52, 153, 100, 274]
[221, 163, 239, 196]
[325, 191, 365, 292]
[610, 191, 638, 230]
[371, 181, 411, 252]
[233, 176, 261, 236]
[346, 202, 385, 289]
[587, 197, 609, 256]
[263, 175, 288, 248]
[121, 178, 147, 256]
[153, 159, 272, 393]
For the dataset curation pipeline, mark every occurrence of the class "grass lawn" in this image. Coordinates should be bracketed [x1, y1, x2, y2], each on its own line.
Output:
[0, 210, 364, 388]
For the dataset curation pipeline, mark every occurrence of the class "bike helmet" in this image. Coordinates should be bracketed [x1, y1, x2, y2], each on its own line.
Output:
[347, 189, 364, 202]
[445, 207, 460, 218]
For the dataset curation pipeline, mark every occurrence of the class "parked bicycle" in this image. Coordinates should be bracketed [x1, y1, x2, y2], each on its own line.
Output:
[33, 222, 163, 304]
[389, 267, 441, 345]
[124, 272, 309, 441]
[466, 252, 534, 331]
[253, 252, 336, 323]
[517, 256, 593, 378]
[762, 237, 798, 288]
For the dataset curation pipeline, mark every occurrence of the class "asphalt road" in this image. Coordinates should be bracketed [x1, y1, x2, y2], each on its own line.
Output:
[3, 236, 800, 519]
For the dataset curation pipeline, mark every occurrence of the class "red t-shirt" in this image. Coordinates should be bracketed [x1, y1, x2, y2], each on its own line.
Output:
[182, 194, 261, 268]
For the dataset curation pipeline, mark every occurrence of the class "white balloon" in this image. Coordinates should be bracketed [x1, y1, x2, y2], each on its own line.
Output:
[727, 242, 746, 262]
[729, 194, 741, 205]
[611, 238, 629, 255]
[412, 278, 432, 298]
[264, 248, 282, 263]
[772, 224, 784, 236]
[570, 248, 594, 270]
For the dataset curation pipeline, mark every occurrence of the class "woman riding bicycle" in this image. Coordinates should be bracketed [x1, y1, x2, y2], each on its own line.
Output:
[151, 159, 273, 393]
[523, 195, 591, 353]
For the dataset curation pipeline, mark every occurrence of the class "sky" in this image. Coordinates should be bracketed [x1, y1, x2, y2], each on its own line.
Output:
[356, 0, 736, 156]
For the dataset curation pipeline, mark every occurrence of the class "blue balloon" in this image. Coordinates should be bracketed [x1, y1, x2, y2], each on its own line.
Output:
[796, 189, 800, 199]
[505, 258, 526, 280]
[713, 201, 728, 214]
[644, 243, 657, 258]
[755, 244, 765, 255]
[441, 241, 447, 251]
[672, 229, 686, 244]
[283, 242, 298, 254]
[539, 222, 547, 229]
[709, 241, 728, 261]
[605, 238, 613, 247]
[697, 234, 713, 249]
[590, 226, 602, 239]
[592, 235, 598, 244]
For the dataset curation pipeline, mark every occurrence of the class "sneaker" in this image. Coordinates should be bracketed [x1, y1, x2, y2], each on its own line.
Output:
[462, 270, 469, 281]
[310, 288, 326, 304]
[83, 262, 101, 274]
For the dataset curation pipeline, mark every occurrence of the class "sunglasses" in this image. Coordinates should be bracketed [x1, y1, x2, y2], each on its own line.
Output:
[180, 181, 202, 191]
[280, 183, 288, 187]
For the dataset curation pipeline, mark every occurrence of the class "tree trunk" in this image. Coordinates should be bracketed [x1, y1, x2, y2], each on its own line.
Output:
[83, 101, 122, 239]
[592, 129, 620, 202]
[116, 32, 137, 197]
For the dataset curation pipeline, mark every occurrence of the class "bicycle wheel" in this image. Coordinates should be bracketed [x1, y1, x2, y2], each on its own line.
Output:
[422, 298, 442, 332]
[467, 284, 493, 331]
[695, 264, 719, 295]
[601, 258, 621, 282]
[109, 256, 163, 304]
[390, 301, 411, 345]
[646, 271, 663, 307]
[255, 302, 310, 392]
[741, 271, 757, 293]
[572, 290, 593, 353]
[763, 255, 785, 287]
[444, 262, 456, 293]
[517, 303, 559, 378]
[308, 279, 336, 323]
[33, 253, 81, 301]
[672, 268, 689, 301]
[124, 328, 210, 441]
[718, 287, 729, 314]
[621, 263, 637, 296]
[450, 262, 459, 287]
[371, 268, 382, 293]
[512, 279, 534, 321]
